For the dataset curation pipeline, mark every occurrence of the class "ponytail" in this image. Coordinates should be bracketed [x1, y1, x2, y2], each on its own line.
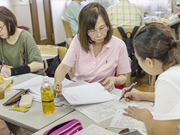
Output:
[163, 40, 180, 70]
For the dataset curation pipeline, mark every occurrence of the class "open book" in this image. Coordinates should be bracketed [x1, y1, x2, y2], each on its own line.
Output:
[62, 82, 114, 105]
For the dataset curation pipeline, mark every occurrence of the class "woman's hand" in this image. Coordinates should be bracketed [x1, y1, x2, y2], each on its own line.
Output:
[1, 67, 11, 77]
[53, 82, 62, 98]
[102, 76, 116, 90]
[122, 87, 143, 102]
[123, 106, 151, 121]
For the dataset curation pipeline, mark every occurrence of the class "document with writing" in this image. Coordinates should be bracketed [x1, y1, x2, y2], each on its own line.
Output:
[110, 109, 146, 131]
[62, 82, 114, 105]
[74, 124, 118, 135]
[75, 96, 136, 123]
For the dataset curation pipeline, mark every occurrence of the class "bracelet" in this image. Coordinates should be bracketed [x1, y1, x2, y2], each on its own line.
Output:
[11, 64, 31, 76]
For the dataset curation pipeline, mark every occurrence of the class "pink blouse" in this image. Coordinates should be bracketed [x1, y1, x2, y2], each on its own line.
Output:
[62, 35, 131, 83]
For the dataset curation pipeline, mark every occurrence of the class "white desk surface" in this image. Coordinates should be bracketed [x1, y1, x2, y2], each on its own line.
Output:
[41, 54, 57, 60]
[0, 73, 74, 132]
[169, 18, 180, 26]
[33, 89, 154, 135]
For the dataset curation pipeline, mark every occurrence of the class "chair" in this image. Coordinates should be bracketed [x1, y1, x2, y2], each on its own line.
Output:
[58, 46, 67, 60]
[113, 27, 155, 91]
[37, 45, 70, 79]
[37, 45, 58, 56]
[61, 16, 73, 47]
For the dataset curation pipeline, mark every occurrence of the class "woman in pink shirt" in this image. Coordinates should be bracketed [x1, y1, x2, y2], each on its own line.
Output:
[54, 2, 131, 96]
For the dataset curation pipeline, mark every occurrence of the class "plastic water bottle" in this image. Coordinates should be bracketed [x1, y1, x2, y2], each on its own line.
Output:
[41, 76, 55, 114]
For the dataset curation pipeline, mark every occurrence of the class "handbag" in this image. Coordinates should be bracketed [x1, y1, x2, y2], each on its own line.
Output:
[44, 55, 60, 77]
[43, 119, 82, 135]
[44, 55, 71, 80]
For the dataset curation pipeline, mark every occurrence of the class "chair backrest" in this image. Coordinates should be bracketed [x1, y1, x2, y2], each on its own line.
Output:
[61, 16, 73, 38]
[37, 45, 58, 56]
[37, 45, 67, 60]
[113, 26, 142, 40]
[58, 46, 67, 60]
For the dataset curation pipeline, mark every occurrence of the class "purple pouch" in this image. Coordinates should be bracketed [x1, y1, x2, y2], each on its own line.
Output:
[43, 119, 82, 135]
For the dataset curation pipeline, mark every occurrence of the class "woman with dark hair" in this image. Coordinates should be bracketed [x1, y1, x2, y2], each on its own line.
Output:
[54, 2, 131, 95]
[0, 6, 45, 134]
[122, 22, 180, 135]
[0, 6, 45, 77]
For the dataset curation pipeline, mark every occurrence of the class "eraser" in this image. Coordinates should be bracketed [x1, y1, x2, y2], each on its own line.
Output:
[19, 94, 33, 108]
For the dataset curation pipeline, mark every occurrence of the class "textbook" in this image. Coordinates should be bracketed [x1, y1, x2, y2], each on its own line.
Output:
[62, 82, 114, 105]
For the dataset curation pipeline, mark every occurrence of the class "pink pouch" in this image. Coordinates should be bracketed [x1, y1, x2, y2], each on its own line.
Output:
[43, 119, 82, 135]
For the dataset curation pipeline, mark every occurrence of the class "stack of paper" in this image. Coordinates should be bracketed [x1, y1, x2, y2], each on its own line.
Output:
[62, 82, 114, 105]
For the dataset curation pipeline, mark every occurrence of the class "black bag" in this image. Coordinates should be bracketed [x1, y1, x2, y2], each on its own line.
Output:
[44, 55, 71, 80]
[117, 26, 142, 77]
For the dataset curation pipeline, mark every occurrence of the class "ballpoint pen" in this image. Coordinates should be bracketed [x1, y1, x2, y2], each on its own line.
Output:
[119, 82, 137, 100]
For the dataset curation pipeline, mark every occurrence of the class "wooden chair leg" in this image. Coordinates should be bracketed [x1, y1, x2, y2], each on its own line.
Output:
[149, 75, 156, 92]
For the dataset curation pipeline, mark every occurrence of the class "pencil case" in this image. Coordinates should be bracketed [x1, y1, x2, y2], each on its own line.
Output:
[43, 119, 82, 135]
[3, 89, 29, 106]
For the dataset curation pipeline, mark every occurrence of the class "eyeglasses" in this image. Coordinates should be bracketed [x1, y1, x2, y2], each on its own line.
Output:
[88, 27, 109, 36]
[0, 24, 5, 32]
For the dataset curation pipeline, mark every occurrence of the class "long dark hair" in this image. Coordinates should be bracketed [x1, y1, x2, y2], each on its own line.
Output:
[133, 22, 180, 70]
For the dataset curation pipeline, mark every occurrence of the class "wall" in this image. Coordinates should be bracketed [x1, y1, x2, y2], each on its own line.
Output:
[0, 0, 33, 34]
[13, 0, 33, 34]
[51, 0, 67, 44]
[0, 0, 12, 8]
[0, 0, 67, 44]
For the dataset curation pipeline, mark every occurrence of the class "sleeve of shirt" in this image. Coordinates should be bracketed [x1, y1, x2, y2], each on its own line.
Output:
[154, 78, 180, 120]
[23, 32, 43, 64]
[116, 41, 131, 75]
[62, 36, 79, 67]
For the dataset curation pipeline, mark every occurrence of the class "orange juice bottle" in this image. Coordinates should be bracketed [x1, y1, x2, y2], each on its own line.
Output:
[40, 76, 55, 114]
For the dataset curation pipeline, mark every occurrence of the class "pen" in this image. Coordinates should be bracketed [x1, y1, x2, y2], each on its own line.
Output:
[119, 82, 137, 100]
[55, 85, 59, 97]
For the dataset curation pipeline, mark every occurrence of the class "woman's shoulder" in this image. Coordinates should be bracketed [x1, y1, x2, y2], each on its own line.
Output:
[108, 36, 126, 48]
[158, 65, 180, 80]
[19, 29, 33, 40]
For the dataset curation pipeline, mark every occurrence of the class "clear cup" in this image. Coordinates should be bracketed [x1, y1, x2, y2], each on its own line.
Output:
[0, 81, 5, 99]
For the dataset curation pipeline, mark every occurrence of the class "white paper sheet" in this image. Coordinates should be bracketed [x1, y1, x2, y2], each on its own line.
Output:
[62, 82, 114, 105]
[11, 76, 72, 106]
[4, 76, 14, 81]
[110, 109, 146, 131]
[74, 124, 118, 135]
[75, 97, 136, 123]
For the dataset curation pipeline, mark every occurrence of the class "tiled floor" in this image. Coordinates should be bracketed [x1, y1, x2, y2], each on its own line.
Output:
[0, 73, 153, 135]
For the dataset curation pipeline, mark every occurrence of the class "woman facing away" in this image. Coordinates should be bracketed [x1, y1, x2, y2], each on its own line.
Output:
[0, 6, 45, 135]
[54, 2, 131, 96]
[122, 22, 180, 135]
